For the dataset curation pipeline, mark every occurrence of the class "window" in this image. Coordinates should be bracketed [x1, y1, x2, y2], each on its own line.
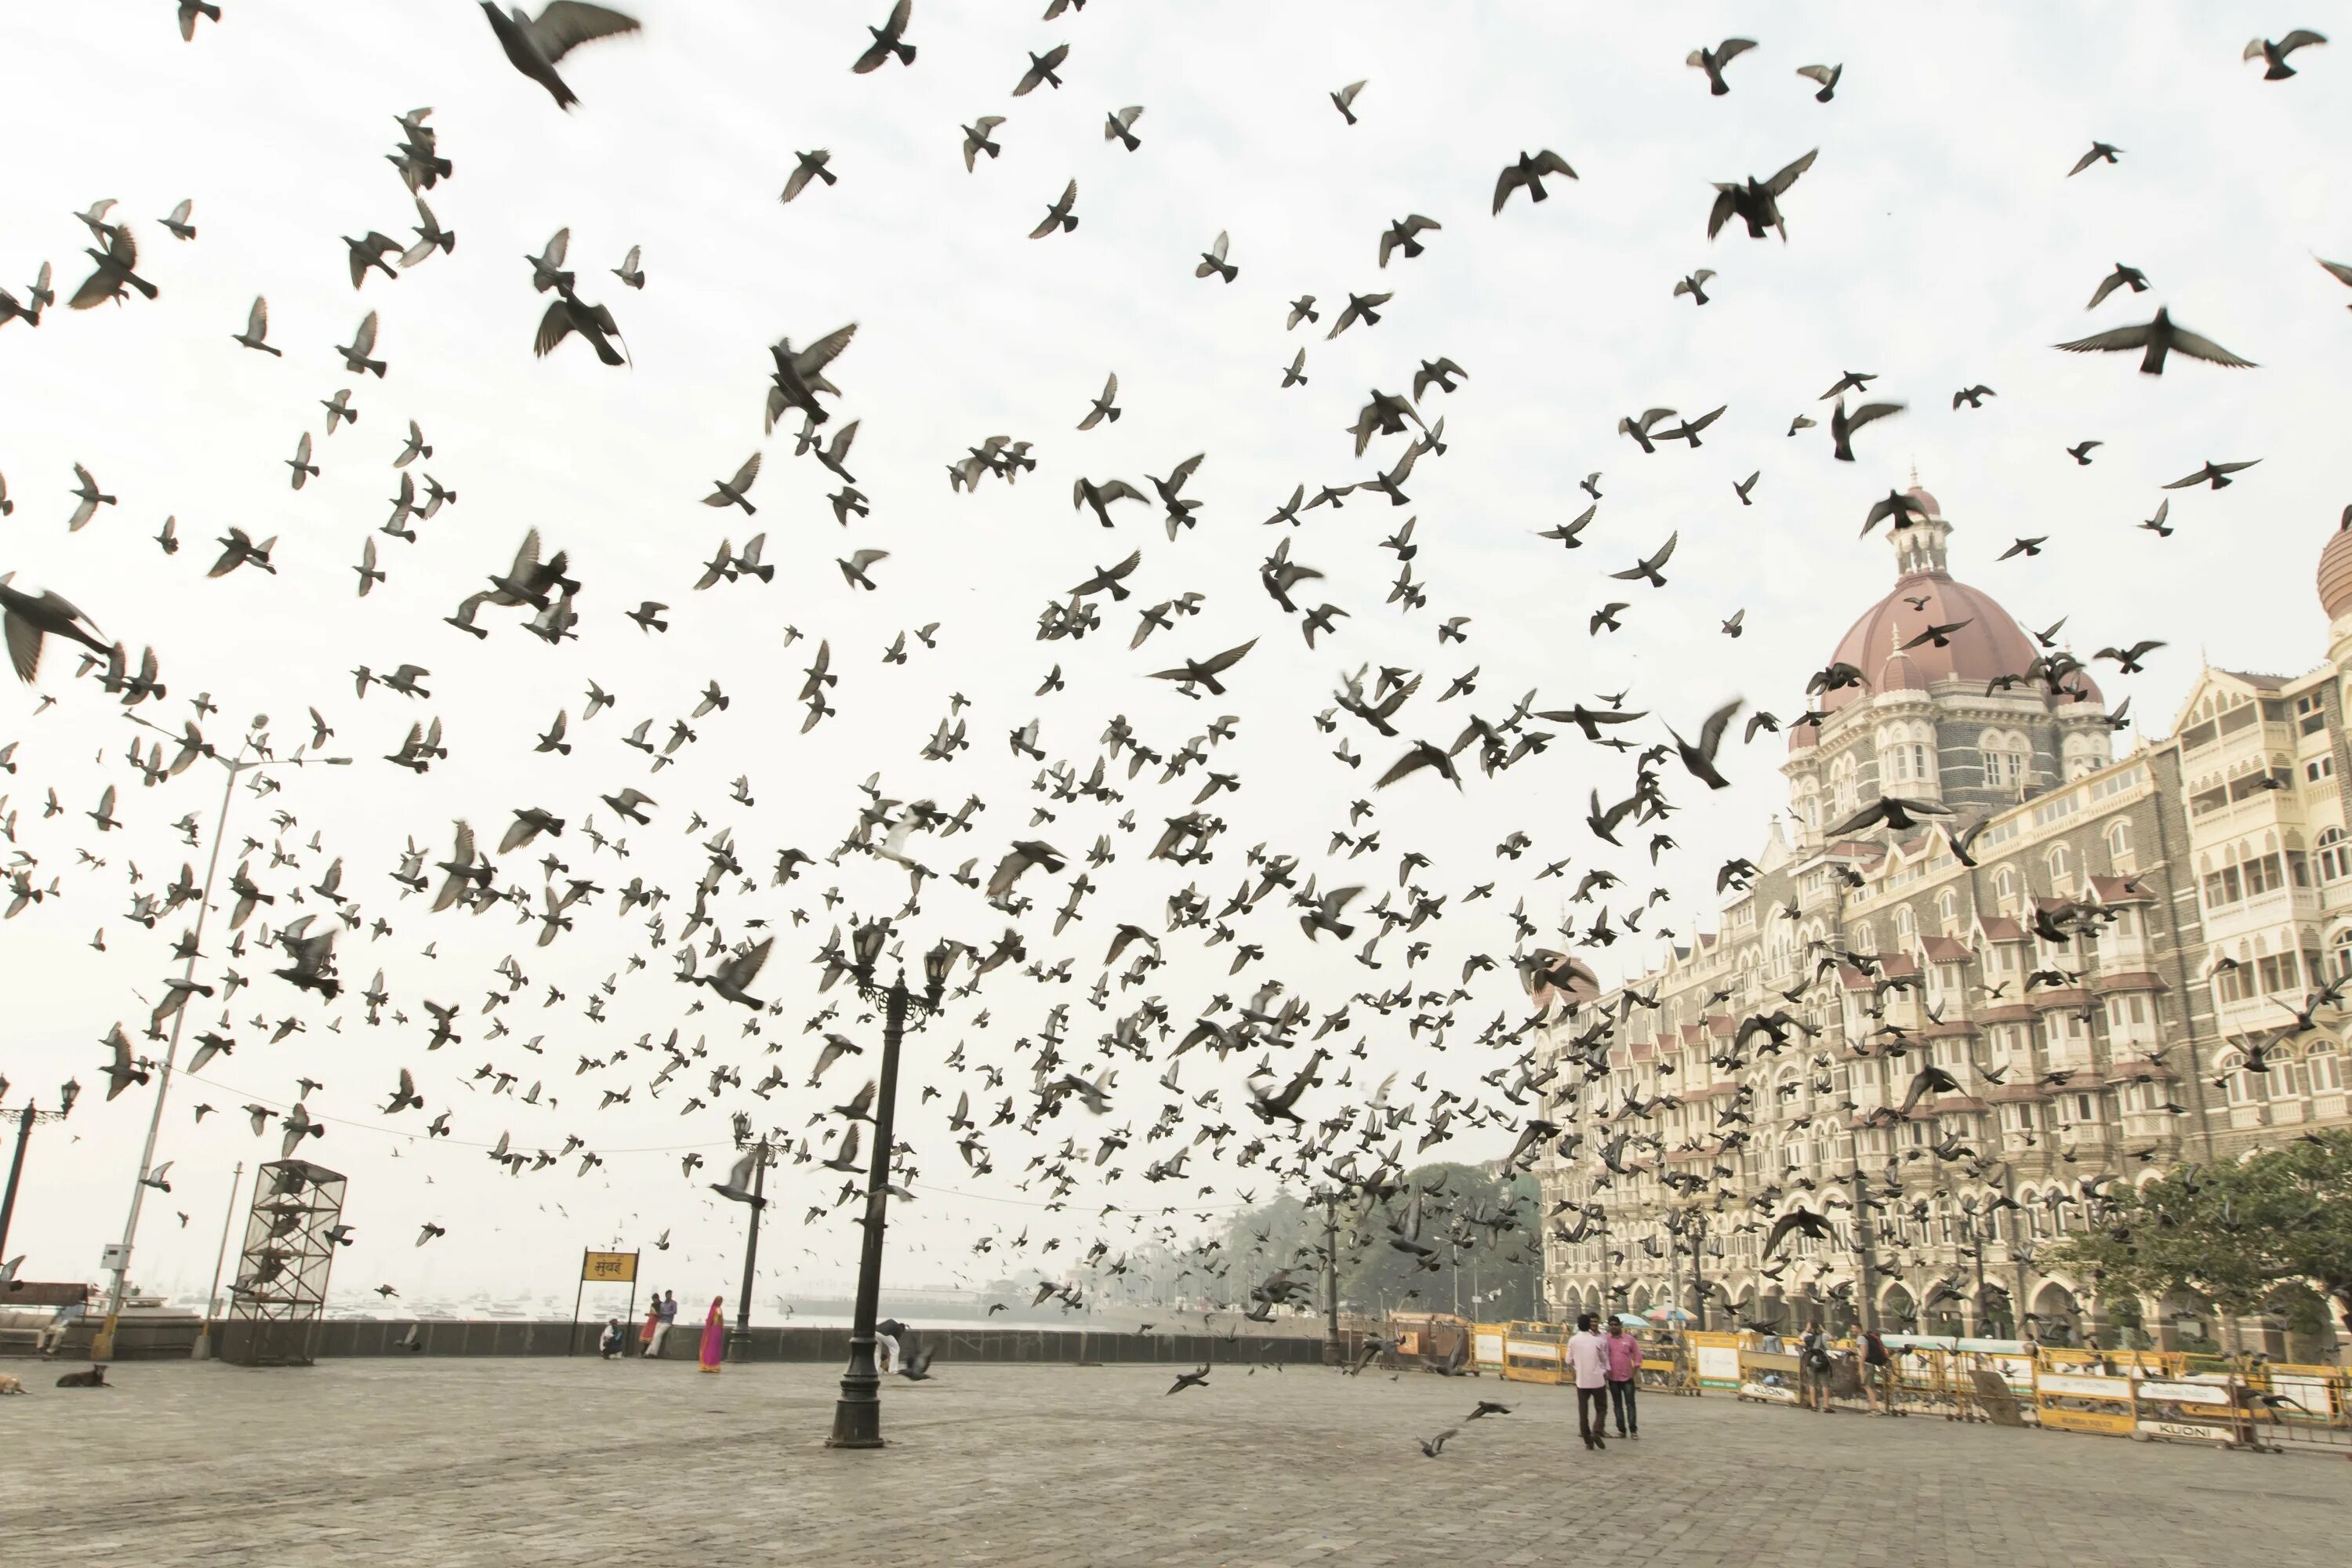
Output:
[2312, 1045, 2343, 1094]
[1994, 866, 2018, 909]
[1937, 889, 1958, 929]
[2221, 1051, 2266, 1106]
[1894, 906, 1915, 943]
[2321, 829, 2352, 883]
[2106, 818, 2134, 871]
[2258, 949, 2302, 996]
[2307, 755, 2335, 782]
[2046, 844, 2072, 892]
[2335, 929, 2352, 980]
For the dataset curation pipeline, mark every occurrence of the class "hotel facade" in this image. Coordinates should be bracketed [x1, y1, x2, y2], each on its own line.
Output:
[1534, 488, 2352, 1359]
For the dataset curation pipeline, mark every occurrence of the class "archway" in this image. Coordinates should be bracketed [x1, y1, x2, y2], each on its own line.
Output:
[2030, 1282, 2081, 1347]
[1879, 1282, 1915, 1334]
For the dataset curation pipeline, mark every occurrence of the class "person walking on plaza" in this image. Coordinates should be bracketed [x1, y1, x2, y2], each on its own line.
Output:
[639, 1297, 663, 1358]
[1798, 1320, 1832, 1413]
[1603, 1317, 1641, 1439]
[1860, 1327, 1895, 1415]
[696, 1296, 726, 1374]
[1566, 1313, 1612, 1451]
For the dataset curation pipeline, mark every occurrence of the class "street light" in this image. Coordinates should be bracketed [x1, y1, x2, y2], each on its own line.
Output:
[826, 932, 952, 1450]
[90, 731, 350, 1360]
[0, 1084, 78, 1268]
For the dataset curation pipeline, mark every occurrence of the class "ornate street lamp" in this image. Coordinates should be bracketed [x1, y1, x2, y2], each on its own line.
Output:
[0, 1083, 79, 1269]
[826, 930, 953, 1449]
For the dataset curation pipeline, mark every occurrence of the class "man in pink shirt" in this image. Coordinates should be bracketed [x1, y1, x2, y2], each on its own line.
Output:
[1603, 1318, 1642, 1439]
[1564, 1314, 1612, 1450]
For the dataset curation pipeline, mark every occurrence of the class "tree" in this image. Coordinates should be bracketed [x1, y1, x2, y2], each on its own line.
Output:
[2043, 1131, 2352, 1349]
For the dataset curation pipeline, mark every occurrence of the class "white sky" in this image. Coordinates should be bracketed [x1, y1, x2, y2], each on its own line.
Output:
[0, 1, 2343, 1308]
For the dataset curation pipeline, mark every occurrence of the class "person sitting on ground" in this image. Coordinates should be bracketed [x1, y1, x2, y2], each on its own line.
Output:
[37, 1299, 85, 1357]
[598, 1317, 627, 1359]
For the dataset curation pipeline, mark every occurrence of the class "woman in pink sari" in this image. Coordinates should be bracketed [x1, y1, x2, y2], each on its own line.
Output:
[698, 1297, 726, 1373]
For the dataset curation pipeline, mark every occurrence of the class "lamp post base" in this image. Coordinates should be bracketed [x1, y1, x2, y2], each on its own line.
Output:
[725, 1329, 752, 1364]
[827, 1372, 884, 1448]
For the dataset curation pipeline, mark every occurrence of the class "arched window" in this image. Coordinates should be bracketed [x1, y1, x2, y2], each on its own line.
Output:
[2220, 1051, 2266, 1105]
[2318, 829, 2350, 883]
[2310, 1040, 2343, 1094]
[2046, 844, 2072, 892]
[2106, 818, 2135, 871]
[1831, 753, 1858, 815]
[1994, 866, 2019, 909]
[2333, 928, 2352, 982]
[1895, 905, 1916, 944]
[1936, 889, 1958, 929]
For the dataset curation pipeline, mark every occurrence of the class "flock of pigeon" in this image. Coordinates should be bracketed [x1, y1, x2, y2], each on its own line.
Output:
[0, 5, 2340, 1433]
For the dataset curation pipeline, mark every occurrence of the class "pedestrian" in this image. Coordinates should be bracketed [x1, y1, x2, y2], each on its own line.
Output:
[1798, 1320, 1833, 1413]
[1566, 1312, 1611, 1451]
[1860, 1327, 1896, 1415]
[697, 1296, 726, 1374]
[36, 1298, 86, 1357]
[1603, 1317, 1642, 1439]
[598, 1317, 627, 1359]
[646, 1290, 679, 1358]
[638, 1297, 663, 1358]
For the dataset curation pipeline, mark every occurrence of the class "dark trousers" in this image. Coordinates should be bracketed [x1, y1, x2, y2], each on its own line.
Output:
[1577, 1385, 1610, 1445]
[1607, 1377, 1638, 1434]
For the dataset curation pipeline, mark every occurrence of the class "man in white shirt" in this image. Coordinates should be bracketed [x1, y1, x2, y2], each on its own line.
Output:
[1565, 1313, 1612, 1451]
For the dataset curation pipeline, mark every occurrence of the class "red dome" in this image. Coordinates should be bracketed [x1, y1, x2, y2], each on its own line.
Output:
[2321, 518, 2352, 621]
[1823, 575, 2089, 711]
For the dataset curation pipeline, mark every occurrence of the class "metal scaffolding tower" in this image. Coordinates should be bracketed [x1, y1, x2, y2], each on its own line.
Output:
[221, 1160, 346, 1367]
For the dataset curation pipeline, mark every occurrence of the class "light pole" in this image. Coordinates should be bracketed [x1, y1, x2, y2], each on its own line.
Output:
[192, 1160, 244, 1361]
[1315, 1188, 1343, 1365]
[0, 1088, 79, 1265]
[727, 1138, 774, 1362]
[91, 734, 350, 1360]
[1849, 1167, 1882, 1333]
[827, 932, 952, 1450]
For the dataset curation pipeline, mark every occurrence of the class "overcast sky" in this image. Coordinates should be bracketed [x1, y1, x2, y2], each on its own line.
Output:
[1, 2, 2343, 1310]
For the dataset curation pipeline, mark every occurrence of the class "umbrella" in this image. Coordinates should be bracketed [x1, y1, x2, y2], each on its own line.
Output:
[1644, 1305, 1692, 1323]
[1614, 1312, 1653, 1327]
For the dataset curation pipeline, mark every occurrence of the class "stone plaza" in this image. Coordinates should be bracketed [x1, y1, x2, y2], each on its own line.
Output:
[5, 1358, 2342, 1566]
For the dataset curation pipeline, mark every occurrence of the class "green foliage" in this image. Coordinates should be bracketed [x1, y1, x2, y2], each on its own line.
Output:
[2043, 1131, 2352, 1332]
[1223, 1162, 1542, 1321]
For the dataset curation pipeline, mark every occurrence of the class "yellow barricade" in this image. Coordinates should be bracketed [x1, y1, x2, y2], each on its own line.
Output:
[1682, 1329, 1742, 1391]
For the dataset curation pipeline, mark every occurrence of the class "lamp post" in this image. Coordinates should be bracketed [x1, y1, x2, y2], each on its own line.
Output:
[1849, 1168, 1882, 1334]
[827, 933, 951, 1450]
[727, 1138, 773, 1362]
[0, 1090, 79, 1266]
[91, 734, 350, 1361]
[191, 1160, 244, 1361]
[1314, 1188, 1343, 1366]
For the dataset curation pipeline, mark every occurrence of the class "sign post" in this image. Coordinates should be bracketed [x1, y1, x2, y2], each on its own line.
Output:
[572, 1248, 640, 1356]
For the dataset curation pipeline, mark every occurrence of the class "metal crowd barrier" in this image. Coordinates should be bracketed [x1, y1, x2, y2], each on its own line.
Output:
[1411, 1322, 2351, 1454]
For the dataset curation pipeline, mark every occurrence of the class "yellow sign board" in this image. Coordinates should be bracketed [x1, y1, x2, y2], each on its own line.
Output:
[2038, 1406, 2136, 1436]
[582, 1250, 638, 1283]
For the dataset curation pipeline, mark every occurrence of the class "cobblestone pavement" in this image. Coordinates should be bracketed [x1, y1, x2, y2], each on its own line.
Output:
[5, 1358, 2343, 1566]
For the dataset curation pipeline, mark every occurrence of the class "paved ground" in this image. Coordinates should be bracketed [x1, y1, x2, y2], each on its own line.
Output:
[5, 1358, 2343, 1566]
